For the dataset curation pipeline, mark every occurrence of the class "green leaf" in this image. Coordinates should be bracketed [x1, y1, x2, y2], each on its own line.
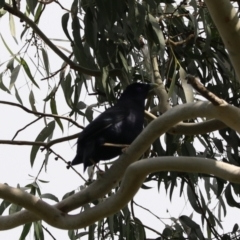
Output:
[89, 224, 96, 240]
[62, 190, 75, 200]
[40, 193, 59, 202]
[232, 223, 239, 233]
[29, 90, 37, 112]
[225, 184, 240, 208]
[41, 48, 49, 76]
[50, 98, 64, 132]
[9, 203, 22, 214]
[20, 58, 39, 88]
[19, 223, 32, 240]
[0, 0, 5, 8]
[167, 56, 177, 98]
[14, 85, 23, 105]
[119, 51, 130, 74]
[0, 200, 11, 215]
[0, 34, 20, 62]
[148, 14, 165, 54]
[34, 221, 44, 240]
[26, 0, 38, 15]
[68, 229, 76, 240]
[187, 185, 202, 214]
[180, 67, 193, 103]
[30, 121, 55, 166]
[0, 73, 10, 93]
[43, 85, 57, 101]
[179, 215, 204, 240]
[212, 138, 223, 153]
[162, 227, 172, 237]
[7, 58, 14, 72]
[108, 215, 114, 239]
[84, 8, 97, 50]
[85, 105, 93, 122]
[61, 13, 72, 42]
[9, 13, 17, 43]
[9, 64, 21, 89]
[61, 73, 73, 108]
[77, 101, 86, 109]
[34, 3, 43, 23]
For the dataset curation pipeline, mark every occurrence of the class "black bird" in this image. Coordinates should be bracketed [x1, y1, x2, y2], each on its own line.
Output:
[71, 82, 156, 171]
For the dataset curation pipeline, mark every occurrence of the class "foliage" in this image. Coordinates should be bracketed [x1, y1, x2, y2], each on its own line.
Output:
[0, 0, 240, 239]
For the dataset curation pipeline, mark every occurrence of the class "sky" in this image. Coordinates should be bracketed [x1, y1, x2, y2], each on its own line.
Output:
[0, 1, 239, 239]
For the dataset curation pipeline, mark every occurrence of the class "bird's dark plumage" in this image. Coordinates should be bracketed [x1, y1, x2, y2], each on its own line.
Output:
[71, 82, 154, 171]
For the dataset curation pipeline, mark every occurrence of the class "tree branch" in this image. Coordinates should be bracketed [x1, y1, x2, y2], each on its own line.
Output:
[0, 156, 239, 230]
[0, 101, 83, 129]
[0, 101, 239, 229]
[186, 75, 225, 105]
[3, 3, 122, 78]
[205, 0, 240, 83]
[3, 3, 101, 77]
[0, 133, 79, 148]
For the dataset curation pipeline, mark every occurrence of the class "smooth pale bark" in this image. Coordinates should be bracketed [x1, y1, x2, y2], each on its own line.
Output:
[0, 101, 240, 229]
[205, 0, 240, 82]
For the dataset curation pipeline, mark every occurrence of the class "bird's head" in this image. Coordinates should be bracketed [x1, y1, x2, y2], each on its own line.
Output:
[119, 82, 158, 102]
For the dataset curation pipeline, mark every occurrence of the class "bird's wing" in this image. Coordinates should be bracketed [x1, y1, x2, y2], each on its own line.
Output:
[78, 106, 129, 142]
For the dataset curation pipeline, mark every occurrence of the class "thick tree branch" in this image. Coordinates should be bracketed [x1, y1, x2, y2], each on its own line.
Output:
[145, 110, 227, 135]
[205, 0, 240, 83]
[151, 57, 171, 113]
[0, 101, 239, 229]
[168, 120, 226, 135]
[0, 157, 239, 230]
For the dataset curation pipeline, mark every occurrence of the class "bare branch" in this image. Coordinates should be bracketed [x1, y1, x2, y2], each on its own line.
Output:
[0, 101, 83, 129]
[0, 133, 80, 148]
[0, 101, 239, 229]
[12, 116, 43, 140]
[186, 75, 225, 105]
[151, 57, 171, 113]
[0, 157, 239, 230]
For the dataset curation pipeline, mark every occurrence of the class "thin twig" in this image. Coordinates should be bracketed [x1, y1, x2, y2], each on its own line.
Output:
[186, 75, 225, 105]
[41, 224, 57, 240]
[12, 116, 43, 140]
[103, 143, 129, 148]
[0, 100, 83, 129]
[130, 219, 163, 237]
[0, 132, 80, 148]
[50, 148, 87, 182]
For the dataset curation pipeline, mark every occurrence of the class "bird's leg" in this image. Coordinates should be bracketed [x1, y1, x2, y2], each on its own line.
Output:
[90, 159, 104, 173]
[121, 145, 130, 153]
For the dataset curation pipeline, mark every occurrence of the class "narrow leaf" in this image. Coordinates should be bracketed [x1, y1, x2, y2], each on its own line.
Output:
[180, 67, 194, 103]
[20, 58, 39, 88]
[9, 13, 17, 43]
[61, 13, 72, 42]
[9, 64, 21, 89]
[0, 0, 5, 8]
[14, 85, 23, 105]
[41, 48, 49, 76]
[19, 223, 32, 240]
[40, 193, 59, 202]
[29, 90, 37, 112]
[30, 121, 55, 166]
[0, 34, 20, 62]
[0, 200, 11, 215]
[0, 73, 10, 93]
[50, 98, 63, 132]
